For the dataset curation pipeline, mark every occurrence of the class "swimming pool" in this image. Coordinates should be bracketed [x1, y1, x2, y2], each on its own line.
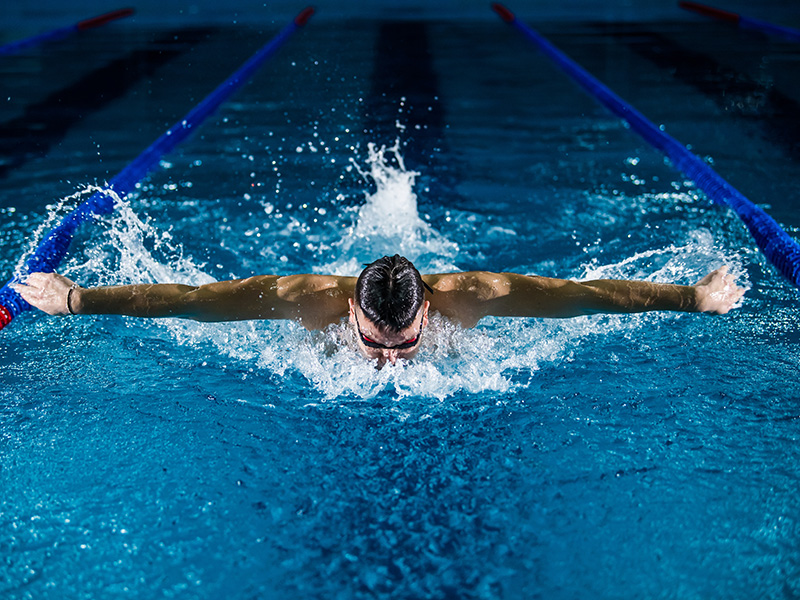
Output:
[2, 7, 800, 599]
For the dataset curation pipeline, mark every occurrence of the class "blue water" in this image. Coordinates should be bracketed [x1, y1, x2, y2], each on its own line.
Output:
[2, 13, 800, 599]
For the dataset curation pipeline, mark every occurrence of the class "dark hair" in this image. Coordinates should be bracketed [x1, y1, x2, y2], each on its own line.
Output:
[356, 255, 428, 332]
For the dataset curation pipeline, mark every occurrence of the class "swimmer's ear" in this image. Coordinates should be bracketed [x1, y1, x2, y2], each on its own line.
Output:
[348, 298, 356, 323]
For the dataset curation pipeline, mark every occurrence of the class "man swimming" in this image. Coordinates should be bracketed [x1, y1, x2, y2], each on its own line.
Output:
[14, 255, 745, 368]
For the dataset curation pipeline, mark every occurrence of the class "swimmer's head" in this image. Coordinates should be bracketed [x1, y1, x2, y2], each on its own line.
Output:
[349, 255, 431, 367]
[355, 255, 427, 332]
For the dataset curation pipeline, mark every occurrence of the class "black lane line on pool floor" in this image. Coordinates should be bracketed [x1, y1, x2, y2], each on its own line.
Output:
[0, 27, 219, 182]
[364, 21, 461, 206]
[591, 22, 800, 163]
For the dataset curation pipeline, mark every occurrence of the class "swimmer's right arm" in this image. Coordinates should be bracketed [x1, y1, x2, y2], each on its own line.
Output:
[13, 272, 354, 329]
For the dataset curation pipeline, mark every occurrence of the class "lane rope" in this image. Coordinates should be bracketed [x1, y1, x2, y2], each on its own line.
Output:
[0, 7, 315, 331]
[0, 8, 135, 55]
[679, 1, 800, 43]
[492, 3, 800, 290]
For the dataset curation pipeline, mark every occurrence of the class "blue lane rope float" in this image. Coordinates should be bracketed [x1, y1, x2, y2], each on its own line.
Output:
[0, 6, 315, 331]
[679, 1, 800, 44]
[0, 8, 136, 56]
[492, 3, 800, 290]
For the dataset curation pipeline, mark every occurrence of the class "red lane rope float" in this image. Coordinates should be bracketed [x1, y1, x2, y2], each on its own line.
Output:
[679, 1, 800, 43]
[679, 1, 739, 23]
[0, 8, 135, 55]
[76, 8, 135, 31]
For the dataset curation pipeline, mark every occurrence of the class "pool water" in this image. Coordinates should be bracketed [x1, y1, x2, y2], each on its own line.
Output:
[2, 13, 800, 599]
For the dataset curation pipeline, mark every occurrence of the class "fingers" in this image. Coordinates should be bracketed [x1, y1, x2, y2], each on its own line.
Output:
[694, 265, 746, 314]
[11, 273, 50, 300]
[11, 283, 47, 312]
[728, 279, 746, 306]
[711, 265, 729, 280]
[22, 272, 52, 287]
[694, 265, 728, 287]
[9, 272, 76, 316]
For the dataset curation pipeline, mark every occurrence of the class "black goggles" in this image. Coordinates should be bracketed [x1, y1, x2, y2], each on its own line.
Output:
[354, 312, 423, 350]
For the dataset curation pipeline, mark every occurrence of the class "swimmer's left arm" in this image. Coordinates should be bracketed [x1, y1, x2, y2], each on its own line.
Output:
[496, 267, 745, 318]
[426, 267, 744, 323]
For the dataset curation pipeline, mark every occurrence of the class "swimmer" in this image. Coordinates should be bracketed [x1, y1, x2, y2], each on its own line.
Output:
[13, 255, 745, 368]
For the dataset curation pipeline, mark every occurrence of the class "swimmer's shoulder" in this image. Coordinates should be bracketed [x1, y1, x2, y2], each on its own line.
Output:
[423, 271, 511, 298]
[275, 273, 356, 299]
[274, 273, 356, 330]
[422, 271, 514, 327]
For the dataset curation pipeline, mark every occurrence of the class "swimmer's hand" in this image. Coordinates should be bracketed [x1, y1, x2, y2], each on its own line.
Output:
[11, 272, 79, 316]
[693, 266, 745, 314]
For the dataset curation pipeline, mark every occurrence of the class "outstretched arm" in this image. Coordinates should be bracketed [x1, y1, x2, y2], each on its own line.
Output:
[425, 266, 745, 327]
[13, 272, 355, 330]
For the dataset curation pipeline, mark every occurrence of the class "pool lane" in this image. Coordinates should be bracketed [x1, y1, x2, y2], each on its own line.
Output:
[363, 20, 462, 207]
[364, 21, 446, 162]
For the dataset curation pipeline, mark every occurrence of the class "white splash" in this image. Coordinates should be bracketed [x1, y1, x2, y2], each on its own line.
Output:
[15, 185, 110, 278]
[325, 140, 458, 274]
[256, 313, 536, 401]
[579, 229, 749, 287]
[67, 193, 274, 363]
